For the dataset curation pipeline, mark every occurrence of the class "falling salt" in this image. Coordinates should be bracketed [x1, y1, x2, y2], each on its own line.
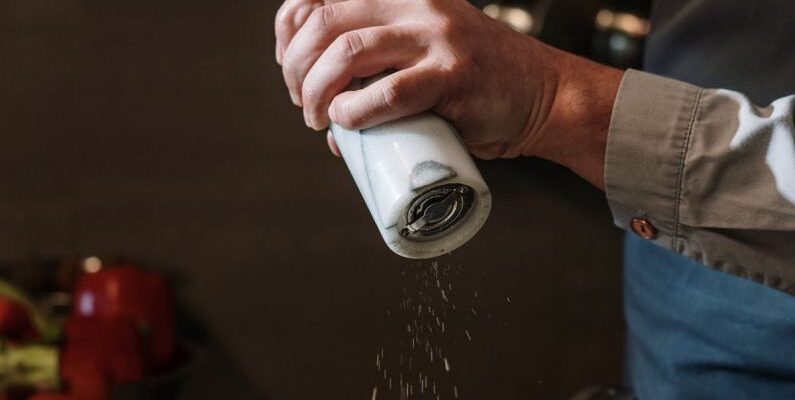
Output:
[371, 261, 507, 400]
[371, 386, 377, 400]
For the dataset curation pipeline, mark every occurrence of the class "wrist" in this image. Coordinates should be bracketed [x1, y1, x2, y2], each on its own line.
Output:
[524, 50, 624, 190]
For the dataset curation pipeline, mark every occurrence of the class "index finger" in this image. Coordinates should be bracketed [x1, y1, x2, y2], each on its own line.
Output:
[275, 0, 346, 64]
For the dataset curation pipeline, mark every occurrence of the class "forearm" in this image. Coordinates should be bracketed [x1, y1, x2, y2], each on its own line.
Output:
[523, 48, 624, 190]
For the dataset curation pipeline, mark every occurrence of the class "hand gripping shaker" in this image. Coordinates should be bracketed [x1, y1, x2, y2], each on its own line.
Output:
[330, 76, 491, 259]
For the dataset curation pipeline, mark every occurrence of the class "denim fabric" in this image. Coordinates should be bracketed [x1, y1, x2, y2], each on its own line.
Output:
[623, 234, 795, 400]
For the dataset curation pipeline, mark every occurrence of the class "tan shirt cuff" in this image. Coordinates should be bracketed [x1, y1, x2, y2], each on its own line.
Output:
[605, 69, 795, 294]
[605, 69, 702, 250]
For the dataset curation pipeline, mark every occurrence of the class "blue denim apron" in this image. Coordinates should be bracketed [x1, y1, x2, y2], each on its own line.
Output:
[623, 234, 795, 399]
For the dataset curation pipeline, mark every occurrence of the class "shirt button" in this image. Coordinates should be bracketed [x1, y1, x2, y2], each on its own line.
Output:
[630, 218, 657, 240]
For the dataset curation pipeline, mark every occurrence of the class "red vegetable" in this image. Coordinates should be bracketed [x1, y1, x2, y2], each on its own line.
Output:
[0, 297, 37, 342]
[28, 360, 107, 400]
[71, 265, 175, 370]
[62, 316, 145, 383]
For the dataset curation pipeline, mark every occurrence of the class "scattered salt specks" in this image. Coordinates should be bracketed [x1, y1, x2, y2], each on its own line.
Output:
[370, 261, 508, 400]
[506, 296, 511, 304]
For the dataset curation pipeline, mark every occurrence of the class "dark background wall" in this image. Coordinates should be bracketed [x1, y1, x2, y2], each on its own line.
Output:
[0, 1, 625, 399]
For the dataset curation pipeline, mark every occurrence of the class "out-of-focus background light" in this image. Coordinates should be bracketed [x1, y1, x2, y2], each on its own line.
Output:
[82, 256, 103, 274]
[481, 0, 651, 69]
[483, 4, 536, 34]
[595, 9, 650, 37]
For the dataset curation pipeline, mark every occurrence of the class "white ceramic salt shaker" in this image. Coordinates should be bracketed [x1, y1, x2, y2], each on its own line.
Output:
[330, 76, 491, 259]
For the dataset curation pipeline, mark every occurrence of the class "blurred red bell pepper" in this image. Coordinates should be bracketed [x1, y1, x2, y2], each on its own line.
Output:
[71, 265, 175, 370]
[62, 316, 145, 384]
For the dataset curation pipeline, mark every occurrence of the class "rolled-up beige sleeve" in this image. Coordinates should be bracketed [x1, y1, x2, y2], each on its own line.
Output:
[606, 69, 795, 294]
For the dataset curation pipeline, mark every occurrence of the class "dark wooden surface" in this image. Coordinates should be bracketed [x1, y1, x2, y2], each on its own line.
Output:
[0, 1, 624, 399]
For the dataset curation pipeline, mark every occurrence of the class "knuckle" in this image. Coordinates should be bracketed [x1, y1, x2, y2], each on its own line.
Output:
[335, 103, 360, 128]
[379, 78, 405, 109]
[445, 56, 468, 75]
[421, 0, 444, 10]
[436, 16, 456, 35]
[275, 2, 288, 24]
[281, 50, 297, 73]
[309, 4, 337, 32]
[275, 6, 292, 37]
[302, 82, 320, 106]
[301, 85, 314, 104]
[336, 31, 368, 62]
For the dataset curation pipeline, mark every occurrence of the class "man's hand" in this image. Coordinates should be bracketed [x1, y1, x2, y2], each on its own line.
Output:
[275, 0, 623, 188]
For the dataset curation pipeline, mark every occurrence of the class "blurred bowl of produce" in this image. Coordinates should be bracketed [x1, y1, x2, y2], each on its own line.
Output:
[0, 256, 201, 400]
